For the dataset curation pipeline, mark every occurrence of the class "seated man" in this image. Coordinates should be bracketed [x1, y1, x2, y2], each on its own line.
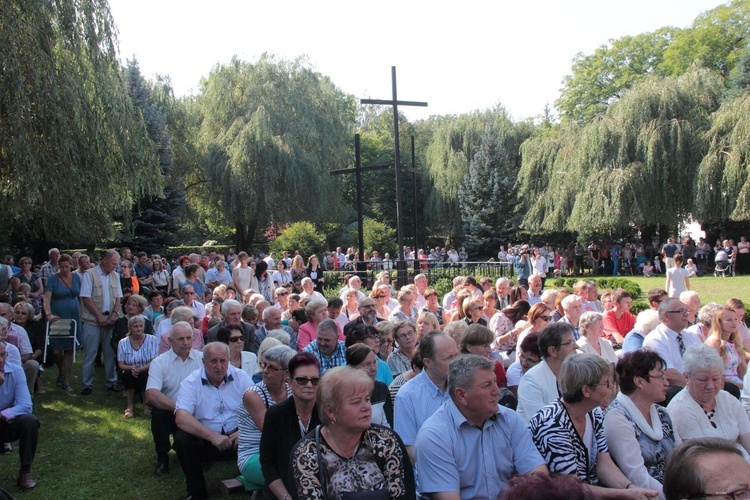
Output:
[602, 288, 635, 345]
[0, 342, 40, 491]
[145, 322, 203, 476]
[303, 319, 346, 375]
[174, 342, 253, 500]
[416, 355, 547, 498]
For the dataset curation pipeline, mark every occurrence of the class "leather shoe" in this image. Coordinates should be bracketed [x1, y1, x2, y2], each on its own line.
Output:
[106, 384, 122, 392]
[155, 461, 169, 476]
[81, 387, 92, 395]
[17, 472, 37, 491]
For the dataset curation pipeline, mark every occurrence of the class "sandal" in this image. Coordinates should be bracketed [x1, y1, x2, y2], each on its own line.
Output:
[124, 408, 134, 419]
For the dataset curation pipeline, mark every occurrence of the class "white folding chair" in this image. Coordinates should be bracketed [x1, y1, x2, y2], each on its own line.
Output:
[44, 319, 79, 363]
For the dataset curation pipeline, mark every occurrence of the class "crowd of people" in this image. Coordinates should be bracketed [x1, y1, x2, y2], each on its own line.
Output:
[0, 243, 749, 499]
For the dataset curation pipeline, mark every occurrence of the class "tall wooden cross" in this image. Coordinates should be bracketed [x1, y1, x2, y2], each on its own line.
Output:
[330, 134, 389, 272]
[361, 67, 427, 271]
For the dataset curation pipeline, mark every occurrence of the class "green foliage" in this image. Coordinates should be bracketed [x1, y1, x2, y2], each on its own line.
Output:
[557, 29, 676, 123]
[430, 277, 454, 300]
[0, 0, 162, 245]
[551, 277, 641, 298]
[631, 300, 650, 315]
[269, 222, 325, 257]
[342, 218, 397, 256]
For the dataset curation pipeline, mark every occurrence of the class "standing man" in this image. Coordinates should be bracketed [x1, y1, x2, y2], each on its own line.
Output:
[414, 274, 428, 309]
[662, 238, 680, 271]
[515, 245, 533, 288]
[416, 355, 547, 498]
[39, 248, 60, 286]
[133, 252, 154, 291]
[80, 250, 122, 395]
[145, 322, 203, 476]
[0, 342, 40, 491]
[394, 331, 458, 465]
[174, 343, 252, 500]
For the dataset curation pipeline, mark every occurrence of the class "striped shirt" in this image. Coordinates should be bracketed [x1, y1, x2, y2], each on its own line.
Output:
[117, 334, 159, 367]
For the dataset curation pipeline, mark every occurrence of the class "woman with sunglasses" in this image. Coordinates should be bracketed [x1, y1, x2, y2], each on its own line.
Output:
[259, 352, 322, 500]
[516, 302, 553, 348]
[217, 325, 257, 377]
[577, 311, 618, 365]
[237, 345, 295, 493]
[370, 284, 392, 320]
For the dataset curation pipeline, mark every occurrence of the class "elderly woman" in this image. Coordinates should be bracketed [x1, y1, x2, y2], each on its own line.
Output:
[216, 325, 258, 377]
[291, 366, 415, 499]
[111, 295, 154, 353]
[157, 305, 204, 354]
[237, 345, 296, 492]
[375, 321, 395, 361]
[420, 288, 447, 327]
[13, 301, 45, 394]
[388, 289, 417, 323]
[667, 343, 750, 456]
[705, 307, 747, 390]
[117, 315, 159, 418]
[343, 288, 360, 320]
[623, 310, 662, 354]
[387, 320, 418, 378]
[604, 350, 681, 497]
[577, 311, 618, 364]
[347, 343, 393, 427]
[463, 296, 487, 326]
[529, 354, 659, 498]
[507, 332, 542, 398]
[11, 257, 43, 315]
[298, 300, 343, 351]
[259, 352, 322, 500]
[684, 302, 722, 344]
[388, 350, 422, 400]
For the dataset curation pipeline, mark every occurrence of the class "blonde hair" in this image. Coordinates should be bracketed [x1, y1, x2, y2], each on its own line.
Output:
[707, 307, 746, 362]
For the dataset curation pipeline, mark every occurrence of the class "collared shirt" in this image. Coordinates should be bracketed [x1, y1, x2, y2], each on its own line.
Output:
[80, 265, 123, 311]
[304, 340, 346, 375]
[188, 300, 206, 321]
[133, 263, 152, 279]
[527, 291, 542, 306]
[0, 360, 32, 420]
[147, 348, 204, 402]
[176, 365, 253, 434]
[7, 323, 32, 355]
[394, 370, 450, 446]
[39, 262, 58, 284]
[416, 399, 544, 499]
[642, 323, 701, 373]
[206, 268, 232, 285]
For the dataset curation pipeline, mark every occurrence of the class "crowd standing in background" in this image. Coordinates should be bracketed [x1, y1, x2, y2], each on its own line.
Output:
[1, 235, 749, 498]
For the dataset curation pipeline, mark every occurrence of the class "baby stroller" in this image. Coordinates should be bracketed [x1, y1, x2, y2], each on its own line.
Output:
[714, 250, 735, 277]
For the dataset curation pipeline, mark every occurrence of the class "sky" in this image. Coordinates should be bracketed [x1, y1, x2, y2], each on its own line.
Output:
[108, 0, 727, 122]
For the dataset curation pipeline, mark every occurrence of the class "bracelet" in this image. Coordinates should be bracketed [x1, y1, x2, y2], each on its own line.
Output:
[625, 483, 634, 489]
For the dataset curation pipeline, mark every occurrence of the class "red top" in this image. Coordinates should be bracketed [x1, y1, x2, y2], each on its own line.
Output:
[602, 309, 635, 341]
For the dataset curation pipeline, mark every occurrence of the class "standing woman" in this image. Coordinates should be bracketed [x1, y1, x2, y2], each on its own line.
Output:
[151, 258, 170, 296]
[118, 260, 140, 297]
[533, 247, 547, 288]
[11, 257, 43, 315]
[272, 259, 292, 289]
[183, 264, 206, 302]
[232, 252, 253, 295]
[705, 307, 747, 391]
[665, 254, 690, 299]
[254, 260, 273, 303]
[172, 256, 190, 293]
[117, 315, 159, 418]
[290, 255, 307, 294]
[306, 255, 325, 294]
[42, 253, 81, 392]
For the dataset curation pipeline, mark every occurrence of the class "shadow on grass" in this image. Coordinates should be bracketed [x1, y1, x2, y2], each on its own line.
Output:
[0, 364, 248, 499]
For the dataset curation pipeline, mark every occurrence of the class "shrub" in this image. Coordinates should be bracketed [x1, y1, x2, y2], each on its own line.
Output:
[269, 222, 325, 258]
[630, 300, 650, 315]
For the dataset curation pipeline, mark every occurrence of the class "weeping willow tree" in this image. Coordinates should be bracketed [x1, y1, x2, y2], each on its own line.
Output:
[0, 0, 161, 245]
[696, 92, 750, 222]
[519, 67, 723, 235]
[195, 55, 355, 249]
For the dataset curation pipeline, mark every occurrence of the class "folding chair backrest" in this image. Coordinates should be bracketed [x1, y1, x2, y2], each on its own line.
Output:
[48, 319, 75, 337]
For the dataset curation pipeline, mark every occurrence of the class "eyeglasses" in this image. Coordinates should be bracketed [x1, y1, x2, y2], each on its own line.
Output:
[559, 341, 576, 347]
[374, 295, 385, 299]
[228, 336, 244, 343]
[259, 361, 284, 373]
[360, 304, 376, 309]
[687, 489, 750, 499]
[293, 376, 321, 386]
[539, 316, 552, 321]
[666, 309, 688, 315]
[646, 371, 666, 381]
[396, 331, 416, 340]
[184, 291, 196, 295]
[591, 379, 613, 389]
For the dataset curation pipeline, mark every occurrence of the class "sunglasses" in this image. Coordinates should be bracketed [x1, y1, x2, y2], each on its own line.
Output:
[374, 295, 385, 299]
[293, 376, 321, 386]
[539, 316, 552, 321]
[228, 336, 244, 343]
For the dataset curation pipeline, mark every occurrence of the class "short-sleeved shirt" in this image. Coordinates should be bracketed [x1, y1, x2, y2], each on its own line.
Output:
[416, 399, 545, 499]
[117, 334, 159, 367]
[146, 349, 203, 402]
[80, 265, 123, 311]
[529, 400, 608, 484]
[642, 324, 701, 373]
[304, 340, 346, 375]
[176, 365, 253, 434]
[394, 371, 450, 447]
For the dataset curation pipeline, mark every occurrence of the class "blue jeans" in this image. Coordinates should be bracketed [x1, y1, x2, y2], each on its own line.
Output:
[81, 322, 117, 389]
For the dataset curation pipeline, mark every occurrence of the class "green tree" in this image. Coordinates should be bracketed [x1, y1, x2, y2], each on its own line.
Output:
[196, 55, 355, 250]
[556, 29, 676, 123]
[0, 0, 162, 246]
[457, 128, 517, 254]
[342, 218, 397, 256]
[269, 221, 325, 257]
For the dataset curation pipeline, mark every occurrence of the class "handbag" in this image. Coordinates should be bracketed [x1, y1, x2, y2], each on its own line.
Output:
[314, 426, 389, 500]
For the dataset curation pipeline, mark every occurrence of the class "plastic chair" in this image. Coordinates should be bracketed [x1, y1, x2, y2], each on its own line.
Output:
[43, 319, 78, 363]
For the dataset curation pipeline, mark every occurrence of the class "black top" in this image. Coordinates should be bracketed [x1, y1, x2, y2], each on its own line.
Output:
[260, 396, 322, 500]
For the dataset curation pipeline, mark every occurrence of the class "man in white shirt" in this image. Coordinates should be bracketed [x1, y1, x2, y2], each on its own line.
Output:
[181, 284, 206, 321]
[145, 322, 203, 476]
[526, 274, 543, 306]
[413, 274, 428, 309]
[338, 275, 366, 302]
[0, 303, 38, 394]
[174, 342, 252, 500]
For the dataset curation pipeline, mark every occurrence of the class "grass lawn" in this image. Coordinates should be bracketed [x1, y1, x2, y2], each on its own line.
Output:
[2, 362, 244, 499]
[614, 273, 750, 305]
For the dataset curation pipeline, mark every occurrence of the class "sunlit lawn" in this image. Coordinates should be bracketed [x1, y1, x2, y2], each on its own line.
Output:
[2, 363, 246, 499]
[617, 273, 750, 305]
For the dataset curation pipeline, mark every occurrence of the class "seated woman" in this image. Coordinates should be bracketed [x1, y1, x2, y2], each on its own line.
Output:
[388, 289, 418, 323]
[237, 345, 296, 492]
[292, 366, 415, 499]
[346, 343, 393, 428]
[604, 351, 681, 496]
[667, 343, 750, 456]
[420, 288, 447, 327]
[517, 302, 553, 348]
[111, 295, 154, 353]
[415, 311, 439, 342]
[529, 353, 659, 498]
[259, 352, 322, 500]
[490, 300, 531, 365]
[388, 350, 422, 401]
[507, 332, 542, 398]
[576, 311, 618, 365]
[705, 307, 747, 391]
[117, 315, 159, 418]
[216, 325, 257, 378]
[387, 321, 418, 378]
[462, 296, 487, 327]
[156, 305, 204, 354]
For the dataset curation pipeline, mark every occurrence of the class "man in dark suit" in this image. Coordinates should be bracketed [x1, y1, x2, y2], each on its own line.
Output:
[206, 299, 260, 353]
